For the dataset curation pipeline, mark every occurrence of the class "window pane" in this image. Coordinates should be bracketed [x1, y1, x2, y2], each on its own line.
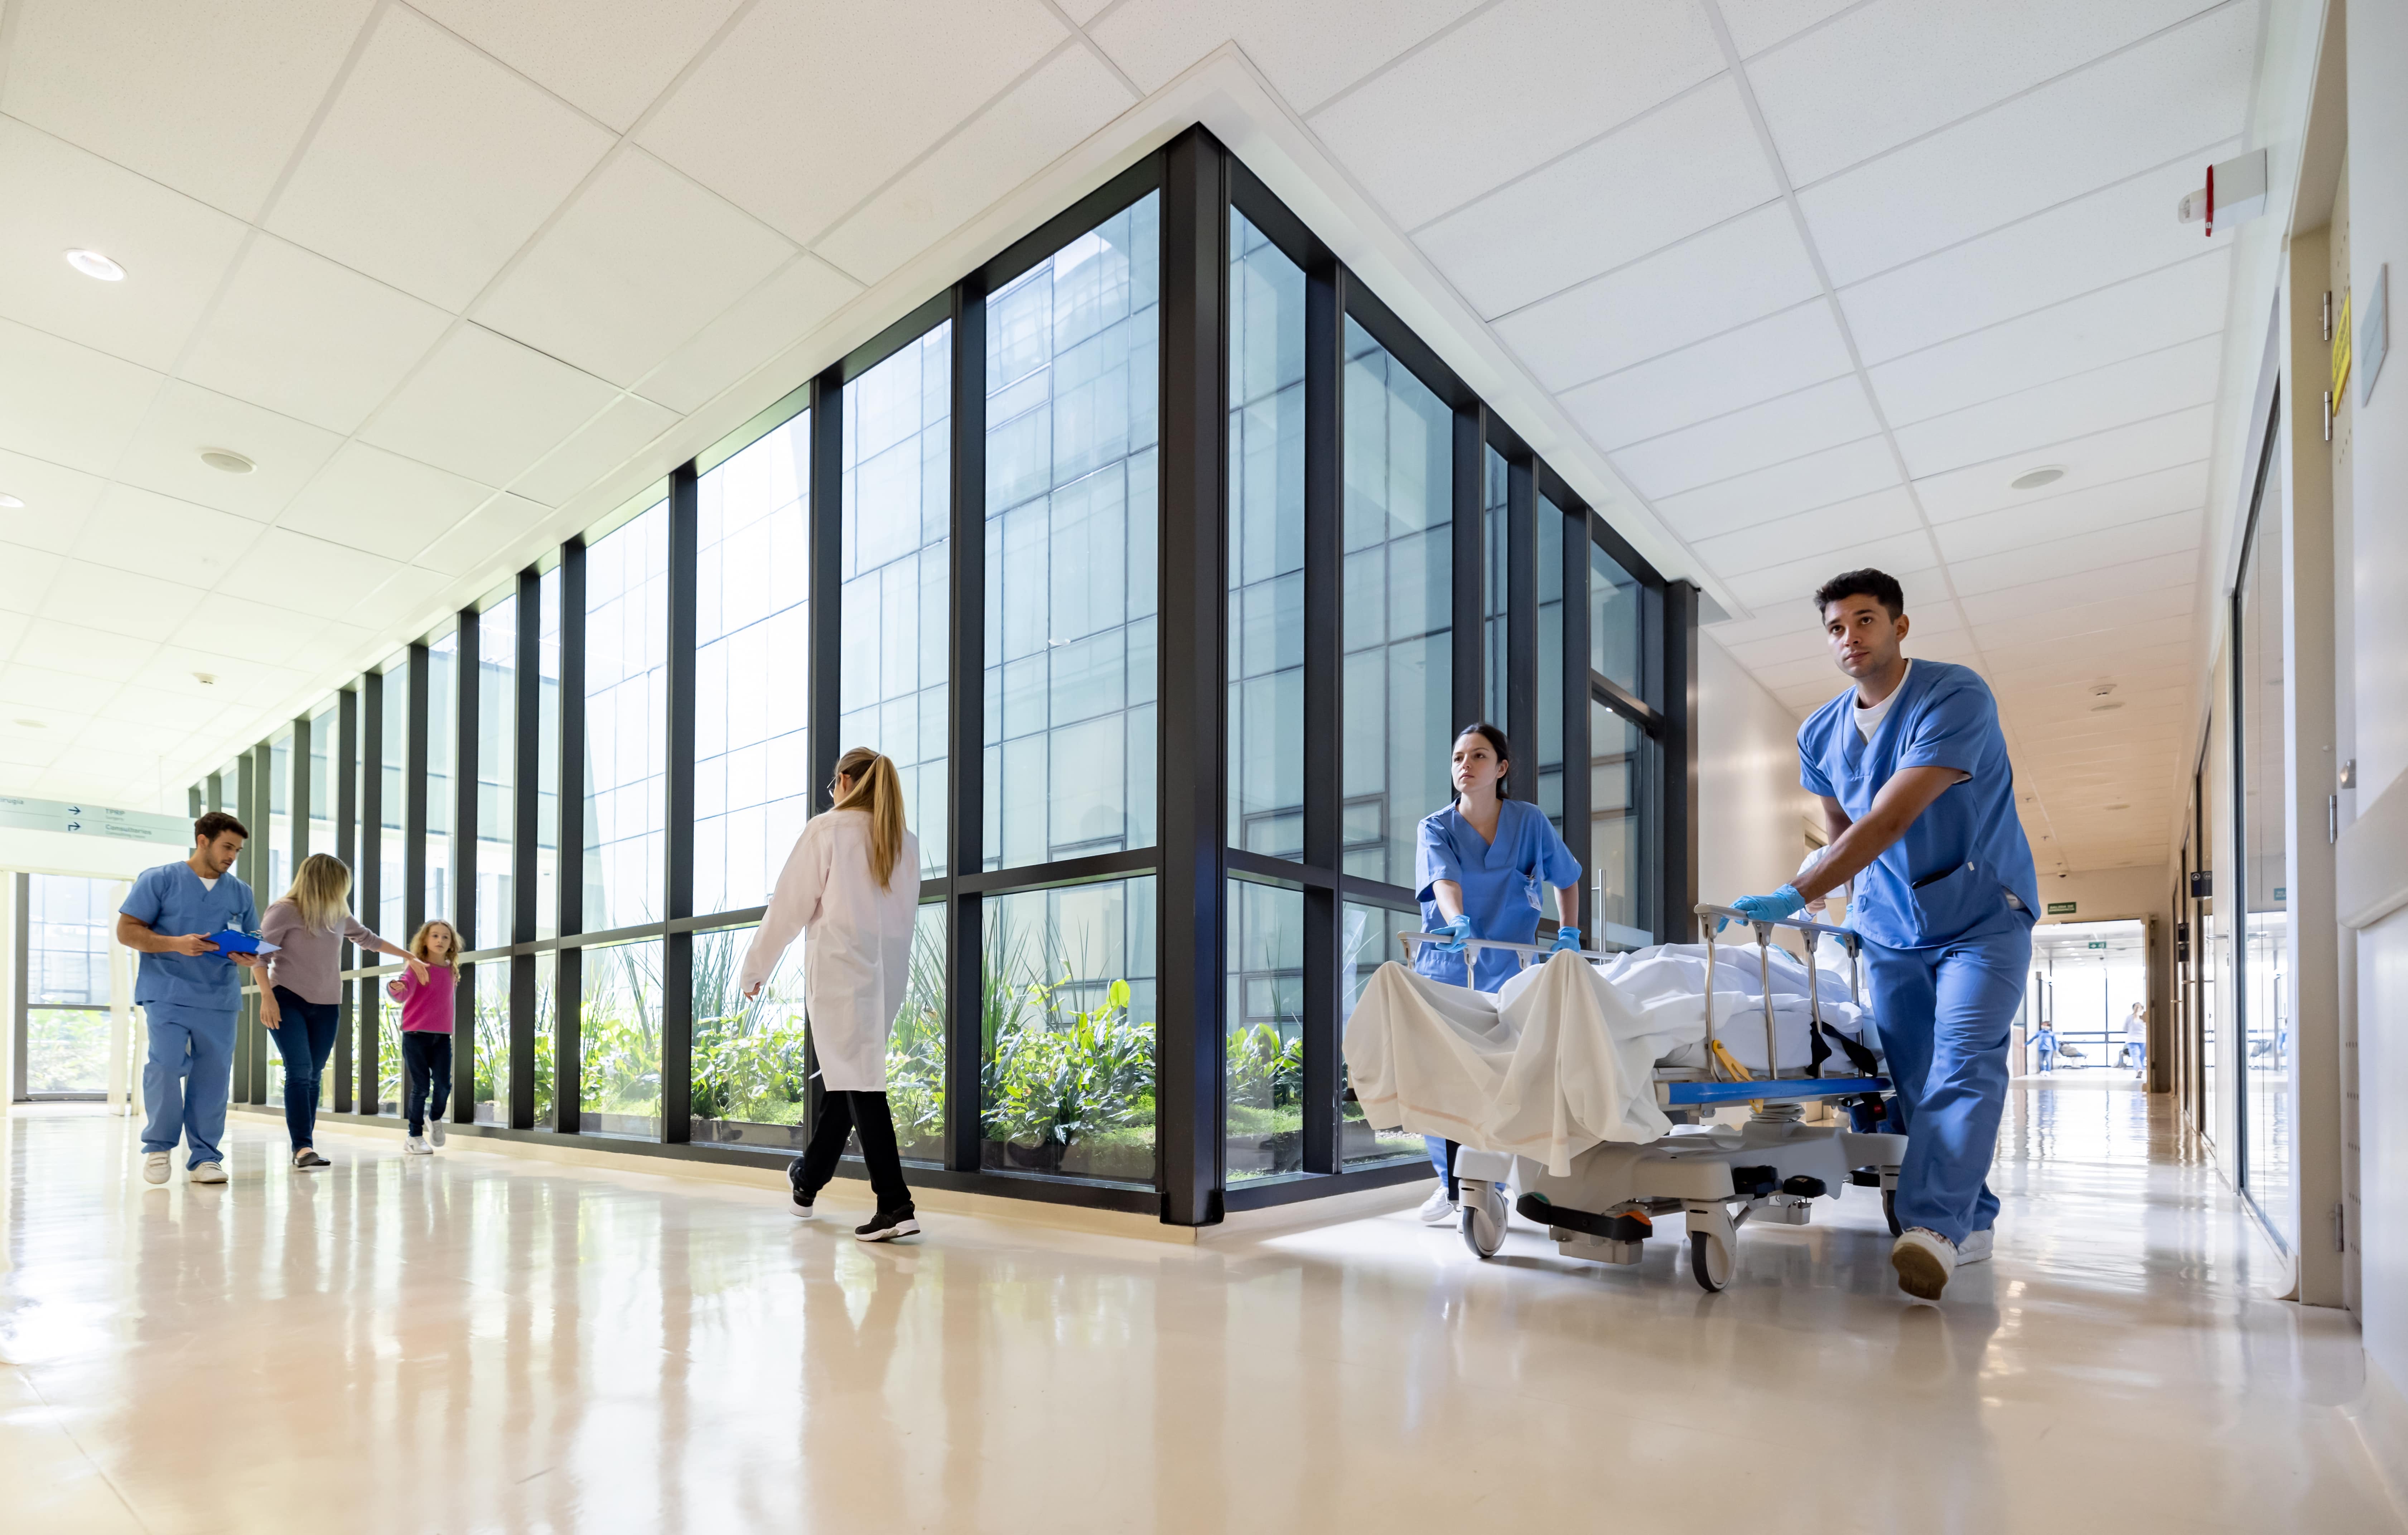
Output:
[376, 963, 404, 1117]
[2241, 479, 2289, 1247]
[981, 875, 1156, 1185]
[378, 656, 406, 943]
[266, 730, 293, 905]
[1483, 447, 1507, 727]
[1225, 879, 1303, 1183]
[1538, 494, 1565, 834]
[584, 504, 669, 930]
[536, 568, 562, 940]
[581, 938, 662, 1139]
[1341, 900, 1427, 1166]
[1590, 541, 1641, 697]
[478, 599, 516, 947]
[532, 950, 559, 1130]
[425, 632, 454, 925]
[697, 413, 813, 916]
[29, 872, 111, 1004]
[1342, 317, 1452, 887]
[471, 960, 506, 1125]
[1227, 208, 1305, 857]
[307, 698, 337, 865]
[26, 1009, 110, 1095]
[985, 192, 1160, 869]
[1590, 701, 1652, 948]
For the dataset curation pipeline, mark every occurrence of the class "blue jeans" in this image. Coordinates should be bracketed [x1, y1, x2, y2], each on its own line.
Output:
[266, 988, 340, 1150]
[141, 1004, 237, 1169]
[1864, 908, 2032, 1246]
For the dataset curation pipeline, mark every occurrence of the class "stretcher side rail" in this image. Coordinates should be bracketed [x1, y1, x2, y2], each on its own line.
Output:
[1692, 903, 1867, 1092]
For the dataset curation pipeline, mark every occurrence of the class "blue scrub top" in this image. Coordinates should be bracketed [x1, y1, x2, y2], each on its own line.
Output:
[1797, 659, 2038, 950]
[1413, 798, 1583, 991]
[120, 860, 257, 1012]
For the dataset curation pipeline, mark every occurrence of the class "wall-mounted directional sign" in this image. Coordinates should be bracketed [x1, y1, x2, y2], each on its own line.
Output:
[2046, 901, 2078, 915]
[0, 796, 187, 845]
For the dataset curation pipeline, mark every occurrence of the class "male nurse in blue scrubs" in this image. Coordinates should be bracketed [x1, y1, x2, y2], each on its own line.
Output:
[1723, 570, 2037, 1301]
[116, 811, 264, 1187]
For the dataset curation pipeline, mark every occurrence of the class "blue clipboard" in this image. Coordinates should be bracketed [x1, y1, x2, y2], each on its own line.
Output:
[206, 929, 280, 955]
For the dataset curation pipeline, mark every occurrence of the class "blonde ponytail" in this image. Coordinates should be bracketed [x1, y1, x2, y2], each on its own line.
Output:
[831, 747, 907, 889]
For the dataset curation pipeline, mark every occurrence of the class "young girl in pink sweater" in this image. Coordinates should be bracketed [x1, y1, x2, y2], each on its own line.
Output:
[388, 921, 459, 1154]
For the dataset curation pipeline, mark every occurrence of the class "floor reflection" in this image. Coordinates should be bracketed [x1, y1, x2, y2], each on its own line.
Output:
[0, 1091, 2396, 1534]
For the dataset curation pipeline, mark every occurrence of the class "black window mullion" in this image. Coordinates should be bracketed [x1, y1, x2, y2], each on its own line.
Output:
[1300, 255, 1344, 1176]
[1506, 453, 1536, 797]
[510, 570, 540, 1130]
[359, 670, 382, 1113]
[335, 687, 358, 1113]
[240, 744, 264, 1104]
[1659, 581, 1699, 941]
[805, 370, 844, 1141]
[945, 282, 986, 1175]
[450, 606, 479, 1127]
[555, 539, 588, 1135]
[291, 710, 312, 865]
[404, 643, 429, 939]
[662, 462, 699, 1144]
[1561, 503, 1591, 929]
[1451, 404, 1484, 733]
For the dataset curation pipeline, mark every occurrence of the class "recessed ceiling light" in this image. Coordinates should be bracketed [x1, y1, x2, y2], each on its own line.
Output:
[2010, 466, 2067, 491]
[2104, 802, 2131, 810]
[66, 249, 125, 282]
[198, 448, 255, 474]
[12, 718, 46, 730]
[2089, 701, 2125, 712]
[0, 492, 22, 509]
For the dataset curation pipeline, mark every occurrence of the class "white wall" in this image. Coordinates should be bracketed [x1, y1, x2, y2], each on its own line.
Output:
[1696, 634, 1818, 908]
[2031, 866, 2173, 925]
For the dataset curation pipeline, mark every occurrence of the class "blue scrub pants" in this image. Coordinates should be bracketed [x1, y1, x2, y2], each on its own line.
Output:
[1863, 908, 2032, 1246]
[141, 1004, 237, 1170]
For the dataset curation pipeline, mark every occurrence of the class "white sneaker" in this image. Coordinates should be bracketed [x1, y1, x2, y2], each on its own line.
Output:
[143, 1152, 171, 1186]
[1891, 1226, 1957, 1300]
[403, 1136, 433, 1155]
[189, 1161, 228, 1185]
[1416, 1186, 1459, 1225]
[1958, 1228, 1994, 1265]
[429, 1119, 446, 1148]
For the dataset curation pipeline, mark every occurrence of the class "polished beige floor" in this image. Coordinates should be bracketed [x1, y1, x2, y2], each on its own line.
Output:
[3, 1084, 2400, 1535]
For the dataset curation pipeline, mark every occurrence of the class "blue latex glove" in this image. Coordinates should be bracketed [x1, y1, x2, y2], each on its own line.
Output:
[1718, 885, 1805, 933]
[1435, 913, 1473, 953]
[1550, 926, 1583, 953]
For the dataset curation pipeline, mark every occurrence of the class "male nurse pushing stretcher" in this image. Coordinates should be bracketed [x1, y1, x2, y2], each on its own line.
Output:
[1722, 569, 2036, 1302]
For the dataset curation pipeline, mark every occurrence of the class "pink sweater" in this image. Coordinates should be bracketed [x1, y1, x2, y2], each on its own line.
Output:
[386, 964, 457, 1033]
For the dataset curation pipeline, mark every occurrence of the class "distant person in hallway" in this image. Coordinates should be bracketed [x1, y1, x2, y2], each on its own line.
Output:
[740, 746, 925, 1243]
[260, 854, 425, 1169]
[388, 921, 459, 1155]
[2122, 1002, 2147, 1079]
[118, 811, 266, 1187]
[2035, 1021, 2059, 1074]
[1720, 569, 2038, 1302]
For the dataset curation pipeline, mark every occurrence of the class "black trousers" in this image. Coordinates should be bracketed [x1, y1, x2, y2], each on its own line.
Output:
[792, 1091, 912, 1214]
[402, 1031, 452, 1135]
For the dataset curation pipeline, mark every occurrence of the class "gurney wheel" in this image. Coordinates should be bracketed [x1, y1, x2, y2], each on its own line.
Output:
[1689, 1230, 1733, 1293]
[1460, 1182, 1507, 1260]
[1882, 1188, 1902, 1237]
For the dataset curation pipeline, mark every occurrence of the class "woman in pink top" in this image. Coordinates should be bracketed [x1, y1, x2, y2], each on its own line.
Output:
[387, 921, 459, 1155]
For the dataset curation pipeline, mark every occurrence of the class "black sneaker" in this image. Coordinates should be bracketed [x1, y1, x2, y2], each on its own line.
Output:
[854, 1207, 920, 1242]
[792, 1190, 815, 1219]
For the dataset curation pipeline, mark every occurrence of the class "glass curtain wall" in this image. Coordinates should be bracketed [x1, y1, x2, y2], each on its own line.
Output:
[1536, 495, 1565, 829]
[474, 597, 516, 1126]
[24, 874, 114, 1096]
[425, 631, 455, 928]
[1483, 447, 1508, 727]
[376, 655, 406, 1115]
[2239, 478, 2290, 1248]
[266, 730, 293, 906]
[1226, 209, 1304, 858]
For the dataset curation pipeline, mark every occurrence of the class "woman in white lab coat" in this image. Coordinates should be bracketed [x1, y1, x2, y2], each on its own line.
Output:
[739, 746, 923, 1242]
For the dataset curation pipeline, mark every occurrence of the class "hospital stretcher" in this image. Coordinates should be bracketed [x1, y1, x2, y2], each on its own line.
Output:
[1395, 905, 1907, 1293]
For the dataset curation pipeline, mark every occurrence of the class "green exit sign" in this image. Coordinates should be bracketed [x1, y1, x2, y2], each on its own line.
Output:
[2087, 941, 2107, 949]
[2046, 901, 2077, 915]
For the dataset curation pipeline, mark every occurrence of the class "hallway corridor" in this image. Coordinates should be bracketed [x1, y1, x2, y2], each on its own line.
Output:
[1, 1087, 2399, 1534]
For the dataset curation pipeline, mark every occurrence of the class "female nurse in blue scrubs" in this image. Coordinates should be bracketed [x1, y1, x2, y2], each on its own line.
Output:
[1409, 722, 1584, 1224]
[1722, 569, 2037, 1302]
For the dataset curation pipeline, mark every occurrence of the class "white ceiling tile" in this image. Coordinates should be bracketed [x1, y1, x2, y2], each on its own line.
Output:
[509, 392, 681, 507]
[96, 681, 242, 735]
[1414, 75, 1777, 318]
[164, 599, 370, 671]
[361, 323, 620, 487]
[71, 485, 270, 591]
[1092, 0, 1480, 113]
[1692, 485, 1923, 577]
[280, 443, 493, 562]
[0, 713, 91, 754]
[1310, 0, 1723, 232]
[1933, 463, 2206, 561]
[1751, 0, 2225, 186]
[264, 6, 616, 310]
[0, 0, 375, 218]
[0, 449, 108, 549]
[1562, 300, 1853, 451]
[0, 542, 68, 618]
[130, 645, 312, 706]
[0, 663, 116, 715]
[1892, 335, 2220, 478]
[1654, 436, 1901, 542]
[112, 381, 344, 522]
[1910, 403, 2212, 521]
[475, 148, 796, 387]
[1495, 203, 1822, 390]
[637, 0, 1065, 245]
[1947, 510, 2202, 597]
[1796, 4, 2254, 285]
[815, 47, 1136, 287]
[1867, 251, 2231, 423]
[11, 618, 159, 685]
[178, 235, 453, 436]
[412, 493, 551, 580]
[408, 0, 746, 131]
[1954, 551, 2197, 627]
[0, 119, 252, 373]
[636, 256, 860, 414]
[1612, 377, 1882, 499]
[1721, 537, 1935, 610]
[349, 565, 464, 637]
[237, 531, 405, 622]
[39, 560, 205, 641]
[1720, 627, 1831, 669]
[0, 318, 164, 475]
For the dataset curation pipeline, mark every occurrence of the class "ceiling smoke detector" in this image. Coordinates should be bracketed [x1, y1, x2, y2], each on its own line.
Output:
[2089, 682, 2117, 697]
[66, 248, 126, 281]
[199, 448, 255, 474]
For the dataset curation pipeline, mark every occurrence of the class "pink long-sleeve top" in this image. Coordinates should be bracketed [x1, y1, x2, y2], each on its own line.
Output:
[385, 964, 457, 1033]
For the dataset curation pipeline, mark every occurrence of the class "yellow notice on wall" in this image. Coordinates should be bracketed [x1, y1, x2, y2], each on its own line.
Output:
[2334, 288, 2353, 403]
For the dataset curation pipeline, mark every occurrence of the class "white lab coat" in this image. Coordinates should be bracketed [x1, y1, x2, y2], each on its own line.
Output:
[737, 810, 922, 1092]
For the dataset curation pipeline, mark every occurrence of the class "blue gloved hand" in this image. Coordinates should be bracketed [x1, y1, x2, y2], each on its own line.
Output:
[1717, 885, 1805, 933]
[1550, 926, 1583, 953]
[1436, 913, 1472, 953]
